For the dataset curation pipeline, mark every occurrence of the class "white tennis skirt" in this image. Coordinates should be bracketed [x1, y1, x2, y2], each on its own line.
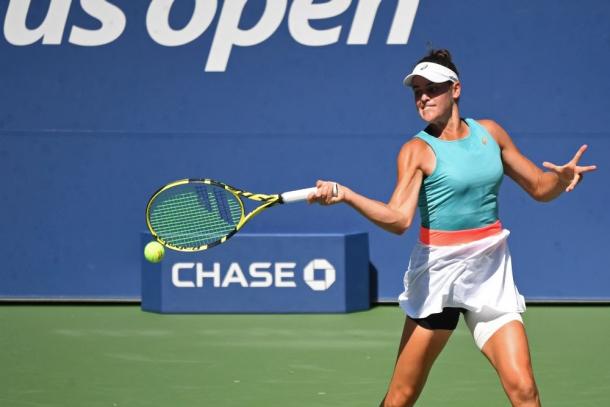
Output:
[398, 228, 526, 319]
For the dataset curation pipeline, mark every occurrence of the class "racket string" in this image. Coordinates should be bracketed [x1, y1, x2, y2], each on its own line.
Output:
[149, 187, 242, 247]
[151, 208, 237, 245]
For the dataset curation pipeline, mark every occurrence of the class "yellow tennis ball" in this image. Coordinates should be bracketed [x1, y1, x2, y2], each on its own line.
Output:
[144, 241, 165, 263]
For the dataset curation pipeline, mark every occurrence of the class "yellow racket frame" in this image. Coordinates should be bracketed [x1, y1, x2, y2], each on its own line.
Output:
[145, 179, 281, 252]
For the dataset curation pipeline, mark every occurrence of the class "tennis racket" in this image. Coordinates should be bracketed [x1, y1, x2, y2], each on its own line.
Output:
[145, 179, 318, 252]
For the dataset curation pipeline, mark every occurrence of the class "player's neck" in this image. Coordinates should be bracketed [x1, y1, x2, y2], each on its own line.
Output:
[426, 111, 467, 140]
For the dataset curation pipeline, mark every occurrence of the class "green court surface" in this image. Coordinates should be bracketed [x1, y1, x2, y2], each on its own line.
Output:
[1, 305, 609, 406]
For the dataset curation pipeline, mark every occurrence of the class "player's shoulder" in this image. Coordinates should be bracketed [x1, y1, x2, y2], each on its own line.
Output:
[396, 136, 431, 165]
[474, 118, 509, 135]
[399, 136, 429, 154]
[473, 118, 512, 145]
[402, 135, 430, 149]
[475, 118, 500, 132]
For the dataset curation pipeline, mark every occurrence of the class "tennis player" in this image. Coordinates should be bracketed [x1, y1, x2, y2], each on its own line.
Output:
[308, 49, 596, 407]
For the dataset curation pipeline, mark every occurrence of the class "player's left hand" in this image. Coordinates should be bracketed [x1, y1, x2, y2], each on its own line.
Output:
[542, 144, 597, 192]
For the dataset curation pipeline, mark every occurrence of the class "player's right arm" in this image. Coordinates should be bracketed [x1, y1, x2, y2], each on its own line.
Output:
[309, 139, 426, 235]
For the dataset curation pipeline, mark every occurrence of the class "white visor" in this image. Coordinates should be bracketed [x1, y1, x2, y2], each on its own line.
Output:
[403, 62, 459, 87]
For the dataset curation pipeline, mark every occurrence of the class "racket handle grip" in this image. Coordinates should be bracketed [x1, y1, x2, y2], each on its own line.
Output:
[281, 187, 317, 203]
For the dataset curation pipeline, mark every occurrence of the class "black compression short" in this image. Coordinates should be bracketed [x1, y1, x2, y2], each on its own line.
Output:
[409, 307, 466, 330]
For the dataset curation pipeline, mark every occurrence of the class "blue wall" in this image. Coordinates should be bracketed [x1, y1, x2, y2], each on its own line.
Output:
[1, 0, 608, 301]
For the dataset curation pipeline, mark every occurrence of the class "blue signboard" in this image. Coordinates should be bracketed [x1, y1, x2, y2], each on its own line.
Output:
[141, 232, 370, 313]
[1, 1, 608, 302]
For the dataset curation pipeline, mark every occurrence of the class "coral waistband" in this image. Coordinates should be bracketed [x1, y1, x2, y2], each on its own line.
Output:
[419, 220, 503, 246]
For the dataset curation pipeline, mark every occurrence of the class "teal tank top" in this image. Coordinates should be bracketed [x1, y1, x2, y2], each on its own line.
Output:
[415, 118, 503, 231]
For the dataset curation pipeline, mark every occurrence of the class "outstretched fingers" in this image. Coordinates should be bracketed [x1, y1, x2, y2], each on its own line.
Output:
[542, 161, 560, 172]
[577, 164, 597, 173]
[543, 144, 597, 192]
[570, 144, 589, 165]
[565, 174, 580, 192]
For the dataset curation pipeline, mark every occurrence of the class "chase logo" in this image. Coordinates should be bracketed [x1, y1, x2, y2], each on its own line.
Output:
[303, 259, 336, 291]
[171, 259, 337, 291]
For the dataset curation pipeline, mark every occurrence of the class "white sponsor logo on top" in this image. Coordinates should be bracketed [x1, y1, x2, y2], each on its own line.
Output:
[3, 0, 420, 71]
[171, 259, 336, 291]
